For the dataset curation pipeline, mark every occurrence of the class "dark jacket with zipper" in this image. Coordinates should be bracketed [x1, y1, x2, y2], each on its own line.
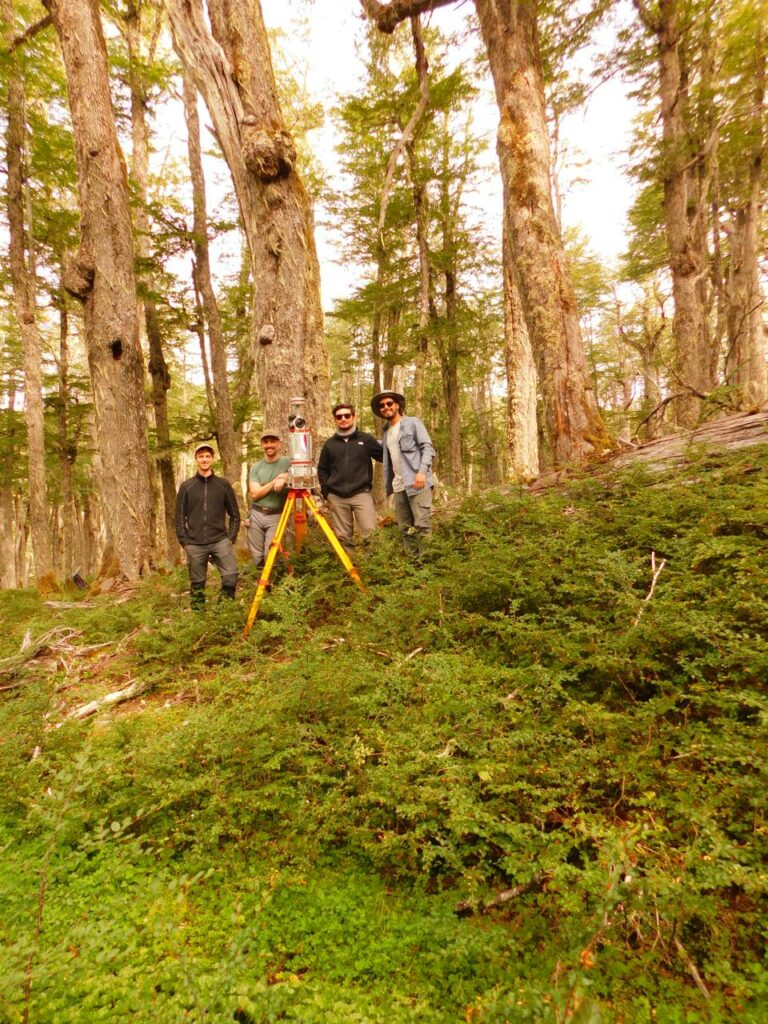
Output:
[175, 472, 240, 546]
[317, 429, 383, 499]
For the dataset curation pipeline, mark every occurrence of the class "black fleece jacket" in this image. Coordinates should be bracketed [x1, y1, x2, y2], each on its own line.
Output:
[174, 472, 240, 546]
[317, 429, 383, 498]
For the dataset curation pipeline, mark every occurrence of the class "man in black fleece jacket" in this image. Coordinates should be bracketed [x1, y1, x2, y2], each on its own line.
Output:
[175, 443, 241, 608]
[317, 403, 383, 555]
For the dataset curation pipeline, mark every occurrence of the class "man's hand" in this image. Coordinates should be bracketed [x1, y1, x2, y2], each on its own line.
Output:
[413, 471, 426, 490]
[273, 473, 289, 493]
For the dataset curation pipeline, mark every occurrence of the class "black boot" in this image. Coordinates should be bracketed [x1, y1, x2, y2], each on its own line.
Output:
[190, 584, 205, 610]
[221, 584, 236, 600]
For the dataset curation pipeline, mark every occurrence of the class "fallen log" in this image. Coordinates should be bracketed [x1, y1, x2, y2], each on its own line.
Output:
[65, 679, 152, 721]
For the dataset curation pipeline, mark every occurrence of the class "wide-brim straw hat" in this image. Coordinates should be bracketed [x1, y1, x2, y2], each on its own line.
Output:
[371, 391, 406, 418]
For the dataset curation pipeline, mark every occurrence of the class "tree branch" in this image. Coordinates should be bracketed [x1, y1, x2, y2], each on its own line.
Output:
[378, 15, 430, 241]
[5, 13, 52, 53]
[360, 0, 456, 35]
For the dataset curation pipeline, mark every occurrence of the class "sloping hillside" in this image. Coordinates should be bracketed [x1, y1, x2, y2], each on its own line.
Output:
[1, 440, 766, 1023]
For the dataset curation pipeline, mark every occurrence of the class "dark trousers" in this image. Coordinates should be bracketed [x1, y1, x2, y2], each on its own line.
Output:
[185, 537, 238, 599]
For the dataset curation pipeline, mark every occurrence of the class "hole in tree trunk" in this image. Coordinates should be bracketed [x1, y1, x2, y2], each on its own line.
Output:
[110, 339, 123, 360]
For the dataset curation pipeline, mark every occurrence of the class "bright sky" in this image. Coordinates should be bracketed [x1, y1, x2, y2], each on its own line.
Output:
[260, 0, 635, 305]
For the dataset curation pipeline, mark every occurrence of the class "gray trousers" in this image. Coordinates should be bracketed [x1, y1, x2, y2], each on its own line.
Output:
[326, 491, 378, 553]
[186, 537, 238, 591]
[393, 488, 432, 554]
[247, 507, 283, 569]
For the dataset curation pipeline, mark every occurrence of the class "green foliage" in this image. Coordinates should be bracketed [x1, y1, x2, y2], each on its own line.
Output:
[0, 450, 766, 1020]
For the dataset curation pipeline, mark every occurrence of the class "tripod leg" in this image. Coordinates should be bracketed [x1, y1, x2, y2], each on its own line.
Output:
[304, 492, 367, 593]
[243, 493, 295, 638]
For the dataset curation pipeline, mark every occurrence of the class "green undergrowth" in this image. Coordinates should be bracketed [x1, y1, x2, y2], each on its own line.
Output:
[1, 447, 766, 1022]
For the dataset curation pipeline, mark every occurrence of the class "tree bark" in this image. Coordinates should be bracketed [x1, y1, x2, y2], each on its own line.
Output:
[635, 0, 713, 427]
[182, 74, 241, 484]
[724, 33, 766, 410]
[475, 0, 607, 466]
[164, 0, 330, 436]
[44, 0, 154, 579]
[125, 0, 178, 560]
[3, 0, 55, 583]
[503, 222, 539, 479]
[54, 281, 75, 578]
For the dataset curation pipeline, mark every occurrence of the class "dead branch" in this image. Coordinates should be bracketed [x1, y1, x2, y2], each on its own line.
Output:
[378, 15, 430, 242]
[633, 551, 667, 625]
[673, 936, 711, 1000]
[65, 679, 152, 721]
[360, 0, 456, 35]
[455, 875, 547, 917]
[0, 628, 83, 680]
[6, 13, 52, 53]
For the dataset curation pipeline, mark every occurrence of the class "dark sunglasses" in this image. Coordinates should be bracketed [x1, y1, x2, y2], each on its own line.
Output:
[379, 401, 397, 408]
[334, 412, 354, 420]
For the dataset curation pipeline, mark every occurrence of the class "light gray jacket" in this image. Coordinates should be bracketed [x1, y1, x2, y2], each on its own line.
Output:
[382, 416, 435, 496]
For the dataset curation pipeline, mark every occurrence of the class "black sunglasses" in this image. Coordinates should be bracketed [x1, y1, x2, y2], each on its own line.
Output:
[335, 412, 354, 420]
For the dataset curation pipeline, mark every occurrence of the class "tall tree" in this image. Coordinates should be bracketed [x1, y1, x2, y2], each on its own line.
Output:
[44, 0, 154, 578]
[633, 0, 718, 426]
[122, 0, 179, 558]
[2, 0, 55, 583]
[182, 74, 241, 483]
[720, 1, 767, 409]
[362, 0, 610, 468]
[164, 0, 330, 434]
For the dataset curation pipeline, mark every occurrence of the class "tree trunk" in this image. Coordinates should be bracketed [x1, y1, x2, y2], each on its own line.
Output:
[724, 35, 766, 410]
[45, 0, 154, 579]
[55, 282, 75, 579]
[361, 0, 608, 466]
[125, 0, 178, 560]
[474, 0, 608, 467]
[164, 0, 330, 436]
[503, 222, 539, 478]
[3, 1, 55, 583]
[182, 74, 241, 484]
[636, 0, 713, 426]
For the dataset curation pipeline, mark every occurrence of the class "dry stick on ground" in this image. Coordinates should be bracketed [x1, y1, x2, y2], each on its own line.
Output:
[455, 874, 549, 917]
[673, 935, 712, 1000]
[0, 628, 83, 681]
[633, 551, 667, 625]
[65, 679, 152, 721]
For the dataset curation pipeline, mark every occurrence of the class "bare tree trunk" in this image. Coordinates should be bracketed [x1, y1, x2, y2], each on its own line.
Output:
[164, 0, 330, 436]
[125, 0, 178, 560]
[55, 283, 75, 579]
[45, 0, 154, 579]
[473, 0, 607, 466]
[3, 1, 55, 583]
[182, 74, 241, 483]
[724, 36, 766, 410]
[503, 223, 539, 478]
[635, 0, 713, 427]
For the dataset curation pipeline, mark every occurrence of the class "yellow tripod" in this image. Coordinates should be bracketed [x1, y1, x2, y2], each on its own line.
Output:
[243, 489, 366, 638]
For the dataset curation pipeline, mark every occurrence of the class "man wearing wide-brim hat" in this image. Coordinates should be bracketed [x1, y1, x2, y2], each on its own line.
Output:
[371, 390, 435, 556]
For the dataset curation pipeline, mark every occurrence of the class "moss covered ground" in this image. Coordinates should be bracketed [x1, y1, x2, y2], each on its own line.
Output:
[1, 447, 766, 1022]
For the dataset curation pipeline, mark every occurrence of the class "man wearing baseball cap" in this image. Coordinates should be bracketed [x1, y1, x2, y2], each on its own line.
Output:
[175, 442, 240, 608]
[247, 430, 292, 571]
[371, 390, 435, 556]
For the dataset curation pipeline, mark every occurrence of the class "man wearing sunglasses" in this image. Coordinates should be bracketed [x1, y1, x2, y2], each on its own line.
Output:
[317, 403, 383, 555]
[371, 390, 435, 556]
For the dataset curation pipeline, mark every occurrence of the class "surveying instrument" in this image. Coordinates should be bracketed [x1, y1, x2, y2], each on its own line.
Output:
[243, 397, 366, 637]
